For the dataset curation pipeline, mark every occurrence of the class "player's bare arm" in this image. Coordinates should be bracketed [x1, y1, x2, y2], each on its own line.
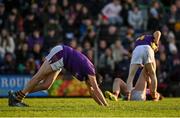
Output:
[87, 75, 108, 106]
[86, 80, 103, 105]
[153, 31, 161, 45]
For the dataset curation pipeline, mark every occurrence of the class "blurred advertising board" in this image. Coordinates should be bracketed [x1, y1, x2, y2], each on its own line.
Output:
[0, 75, 89, 97]
[0, 75, 48, 97]
[48, 76, 89, 96]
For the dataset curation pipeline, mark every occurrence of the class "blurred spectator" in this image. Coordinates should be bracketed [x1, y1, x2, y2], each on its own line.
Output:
[98, 40, 107, 57]
[74, 2, 83, 25]
[16, 43, 29, 74]
[121, 0, 136, 26]
[30, 43, 43, 70]
[31, 43, 43, 61]
[27, 29, 44, 50]
[44, 18, 62, 36]
[175, 0, 180, 22]
[82, 29, 96, 46]
[4, 10, 18, 36]
[85, 0, 103, 19]
[100, 25, 119, 45]
[160, 25, 169, 47]
[114, 55, 130, 81]
[111, 40, 129, 63]
[157, 52, 168, 81]
[98, 48, 115, 75]
[148, 1, 163, 30]
[166, 4, 179, 31]
[44, 26, 62, 52]
[60, 0, 71, 17]
[86, 49, 94, 63]
[0, 3, 6, 29]
[0, 52, 16, 74]
[167, 32, 178, 55]
[62, 16, 77, 43]
[0, 29, 15, 59]
[43, 4, 60, 24]
[25, 56, 36, 75]
[122, 26, 135, 51]
[30, 3, 40, 16]
[15, 32, 27, 50]
[83, 40, 92, 53]
[174, 0, 180, 44]
[23, 11, 40, 35]
[80, 19, 95, 42]
[81, 6, 92, 21]
[49, 0, 58, 5]
[128, 5, 143, 32]
[102, 0, 123, 25]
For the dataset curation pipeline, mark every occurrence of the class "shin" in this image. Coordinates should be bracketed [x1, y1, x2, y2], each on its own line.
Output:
[22, 60, 53, 95]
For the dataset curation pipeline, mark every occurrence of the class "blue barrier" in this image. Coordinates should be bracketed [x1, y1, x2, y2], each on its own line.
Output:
[0, 75, 48, 97]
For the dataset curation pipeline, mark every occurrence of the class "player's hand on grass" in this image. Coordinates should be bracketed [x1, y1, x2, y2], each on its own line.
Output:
[104, 102, 109, 106]
[151, 92, 160, 101]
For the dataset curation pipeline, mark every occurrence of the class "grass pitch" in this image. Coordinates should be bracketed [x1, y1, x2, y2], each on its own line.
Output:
[0, 98, 180, 117]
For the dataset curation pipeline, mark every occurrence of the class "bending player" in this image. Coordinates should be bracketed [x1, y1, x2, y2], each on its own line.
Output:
[8, 45, 108, 107]
[126, 31, 161, 100]
[105, 67, 163, 101]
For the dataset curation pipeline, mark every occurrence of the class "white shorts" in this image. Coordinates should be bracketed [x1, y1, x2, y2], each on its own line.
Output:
[45, 45, 64, 71]
[130, 89, 146, 101]
[131, 45, 154, 65]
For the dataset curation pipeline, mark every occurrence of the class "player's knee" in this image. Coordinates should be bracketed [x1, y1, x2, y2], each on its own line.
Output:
[127, 77, 133, 83]
[145, 64, 155, 74]
[129, 71, 135, 77]
[114, 78, 125, 85]
[114, 78, 120, 83]
[148, 69, 156, 76]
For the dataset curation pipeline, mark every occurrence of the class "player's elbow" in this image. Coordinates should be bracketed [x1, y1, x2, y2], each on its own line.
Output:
[153, 31, 161, 44]
[147, 71, 154, 77]
[153, 31, 161, 38]
[154, 30, 161, 35]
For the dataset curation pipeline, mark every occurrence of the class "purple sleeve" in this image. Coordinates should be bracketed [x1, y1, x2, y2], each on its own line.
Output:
[146, 35, 155, 43]
[85, 60, 96, 76]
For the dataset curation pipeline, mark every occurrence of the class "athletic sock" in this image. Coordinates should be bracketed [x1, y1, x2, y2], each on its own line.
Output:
[15, 90, 26, 102]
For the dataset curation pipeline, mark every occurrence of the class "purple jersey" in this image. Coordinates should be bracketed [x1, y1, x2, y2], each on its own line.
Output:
[63, 45, 95, 81]
[135, 35, 154, 47]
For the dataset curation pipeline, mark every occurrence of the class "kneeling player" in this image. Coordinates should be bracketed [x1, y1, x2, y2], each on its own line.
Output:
[8, 45, 108, 107]
[105, 68, 163, 101]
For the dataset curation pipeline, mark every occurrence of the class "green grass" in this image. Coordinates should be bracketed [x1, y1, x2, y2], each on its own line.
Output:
[0, 98, 180, 117]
